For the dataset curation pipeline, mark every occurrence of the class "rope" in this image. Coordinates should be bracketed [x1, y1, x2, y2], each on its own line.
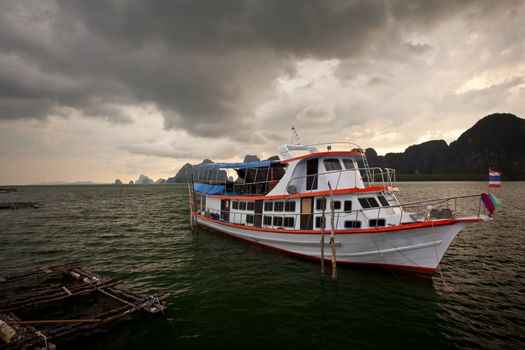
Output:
[431, 219, 453, 292]
[35, 331, 48, 349]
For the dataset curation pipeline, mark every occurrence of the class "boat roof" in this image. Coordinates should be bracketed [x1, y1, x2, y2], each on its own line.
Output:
[193, 159, 281, 169]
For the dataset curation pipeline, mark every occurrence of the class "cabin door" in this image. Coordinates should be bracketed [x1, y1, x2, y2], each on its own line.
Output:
[306, 159, 318, 190]
[254, 200, 263, 227]
[300, 197, 314, 230]
[220, 199, 230, 222]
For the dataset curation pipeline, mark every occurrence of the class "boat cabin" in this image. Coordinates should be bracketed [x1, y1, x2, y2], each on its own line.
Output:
[191, 143, 399, 232]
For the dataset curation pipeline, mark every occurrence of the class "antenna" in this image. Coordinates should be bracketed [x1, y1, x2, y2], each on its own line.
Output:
[290, 126, 301, 145]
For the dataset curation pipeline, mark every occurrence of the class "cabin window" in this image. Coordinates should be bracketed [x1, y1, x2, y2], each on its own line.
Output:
[264, 202, 273, 211]
[263, 216, 272, 226]
[232, 201, 239, 210]
[377, 195, 389, 207]
[284, 201, 296, 212]
[239, 201, 247, 210]
[344, 220, 361, 229]
[333, 201, 341, 210]
[369, 219, 386, 227]
[342, 159, 355, 170]
[283, 217, 295, 228]
[316, 198, 326, 210]
[315, 216, 325, 228]
[273, 216, 283, 227]
[358, 197, 380, 209]
[247, 202, 255, 211]
[344, 200, 352, 212]
[246, 214, 254, 224]
[274, 201, 284, 212]
[324, 159, 342, 171]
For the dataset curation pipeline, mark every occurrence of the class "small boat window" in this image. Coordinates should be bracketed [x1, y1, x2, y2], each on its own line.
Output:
[344, 200, 352, 212]
[263, 216, 272, 226]
[316, 198, 326, 210]
[246, 214, 254, 224]
[274, 202, 284, 212]
[358, 197, 380, 209]
[377, 195, 389, 207]
[273, 216, 283, 226]
[232, 201, 239, 210]
[247, 202, 255, 211]
[369, 219, 386, 227]
[342, 159, 355, 170]
[239, 201, 247, 210]
[283, 217, 295, 228]
[323, 159, 342, 171]
[284, 201, 296, 212]
[264, 202, 273, 211]
[344, 220, 361, 229]
[315, 216, 323, 228]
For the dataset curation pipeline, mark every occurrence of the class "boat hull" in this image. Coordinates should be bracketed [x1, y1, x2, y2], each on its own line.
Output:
[194, 214, 482, 275]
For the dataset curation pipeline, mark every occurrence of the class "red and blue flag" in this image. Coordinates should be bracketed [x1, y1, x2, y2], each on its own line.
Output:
[489, 170, 502, 188]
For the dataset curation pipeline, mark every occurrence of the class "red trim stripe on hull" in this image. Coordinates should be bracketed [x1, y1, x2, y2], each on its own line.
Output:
[193, 213, 481, 235]
[206, 186, 392, 201]
[195, 220, 436, 276]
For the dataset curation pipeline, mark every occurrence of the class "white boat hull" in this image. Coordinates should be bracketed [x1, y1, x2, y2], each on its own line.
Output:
[194, 214, 484, 275]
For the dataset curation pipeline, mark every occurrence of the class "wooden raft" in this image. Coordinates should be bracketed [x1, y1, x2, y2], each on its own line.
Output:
[0, 262, 169, 349]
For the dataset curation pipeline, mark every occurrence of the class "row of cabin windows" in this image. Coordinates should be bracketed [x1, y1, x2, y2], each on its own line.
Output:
[264, 201, 296, 212]
[232, 201, 255, 211]
[316, 199, 352, 212]
[323, 158, 356, 171]
[314, 218, 386, 229]
[357, 195, 390, 209]
[263, 216, 295, 228]
[315, 195, 390, 212]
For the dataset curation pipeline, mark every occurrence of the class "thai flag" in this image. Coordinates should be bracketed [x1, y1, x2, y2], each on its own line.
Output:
[489, 170, 502, 188]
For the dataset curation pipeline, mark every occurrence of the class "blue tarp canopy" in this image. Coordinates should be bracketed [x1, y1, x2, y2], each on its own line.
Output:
[194, 159, 280, 169]
[193, 183, 225, 195]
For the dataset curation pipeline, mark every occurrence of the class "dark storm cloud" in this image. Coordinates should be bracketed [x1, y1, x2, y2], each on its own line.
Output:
[0, 0, 522, 138]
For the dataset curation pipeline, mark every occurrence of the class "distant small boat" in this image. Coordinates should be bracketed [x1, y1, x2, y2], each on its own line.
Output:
[189, 142, 491, 275]
[0, 202, 39, 210]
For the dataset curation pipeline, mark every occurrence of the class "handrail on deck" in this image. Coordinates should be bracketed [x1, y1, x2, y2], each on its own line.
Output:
[286, 166, 396, 193]
[190, 193, 486, 230]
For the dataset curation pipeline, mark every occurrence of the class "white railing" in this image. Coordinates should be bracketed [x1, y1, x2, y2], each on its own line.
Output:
[286, 167, 396, 194]
[191, 194, 487, 230]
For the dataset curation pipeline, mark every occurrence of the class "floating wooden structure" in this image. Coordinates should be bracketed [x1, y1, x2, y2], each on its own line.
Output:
[0, 262, 168, 349]
[0, 202, 39, 210]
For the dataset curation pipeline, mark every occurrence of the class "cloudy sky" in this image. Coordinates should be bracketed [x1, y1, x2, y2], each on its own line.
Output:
[1, 0, 524, 185]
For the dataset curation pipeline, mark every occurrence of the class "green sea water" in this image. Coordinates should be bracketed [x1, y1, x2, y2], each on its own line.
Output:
[1, 182, 524, 349]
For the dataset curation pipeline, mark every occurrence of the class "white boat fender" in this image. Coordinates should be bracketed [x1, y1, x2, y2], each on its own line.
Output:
[69, 271, 81, 279]
[0, 320, 17, 344]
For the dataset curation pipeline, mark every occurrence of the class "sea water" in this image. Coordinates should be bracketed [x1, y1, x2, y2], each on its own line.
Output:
[1, 182, 523, 349]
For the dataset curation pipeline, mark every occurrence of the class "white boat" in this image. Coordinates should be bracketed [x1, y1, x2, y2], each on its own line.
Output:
[189, 142, 490, 275]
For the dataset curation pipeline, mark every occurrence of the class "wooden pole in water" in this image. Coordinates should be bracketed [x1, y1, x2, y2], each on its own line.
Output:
[320, 196, 326, 276]
[190, 172, 199, 234]
[327, 182, 337, 280]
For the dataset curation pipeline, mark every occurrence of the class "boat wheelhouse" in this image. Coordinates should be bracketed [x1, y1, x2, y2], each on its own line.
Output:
[189, 142, 490, 275]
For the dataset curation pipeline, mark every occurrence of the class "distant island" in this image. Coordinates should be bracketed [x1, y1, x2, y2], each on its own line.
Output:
[365, 113, 524, 180]
[164, 113, 524, 182]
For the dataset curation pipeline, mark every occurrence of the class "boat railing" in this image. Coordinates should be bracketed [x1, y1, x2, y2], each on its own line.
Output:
[302, 141, 364, 152]
[191, 165, 288, 196]
[286, 167, 396, 194]
[191, 193, 487, 230]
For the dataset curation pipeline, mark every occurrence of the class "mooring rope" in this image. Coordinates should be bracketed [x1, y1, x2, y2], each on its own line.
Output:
[35, 331, 48, 349]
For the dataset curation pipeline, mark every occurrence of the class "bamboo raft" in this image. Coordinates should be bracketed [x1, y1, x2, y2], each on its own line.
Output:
[0, 262, 169, 349]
